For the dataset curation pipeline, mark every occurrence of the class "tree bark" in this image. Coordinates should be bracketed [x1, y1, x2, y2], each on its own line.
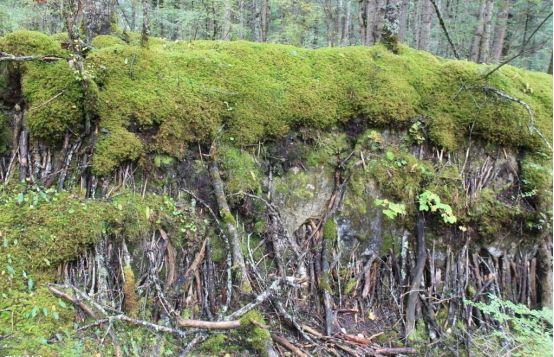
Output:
[359, 0, 368, 45]
[341, 0, 352, 45]
[490, 0, 509, 62]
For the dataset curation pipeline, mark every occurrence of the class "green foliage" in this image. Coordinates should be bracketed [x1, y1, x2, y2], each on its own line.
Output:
[465, 295, 553, 356]
[418, 190, 457, 224]
[373, 198, 407, 219]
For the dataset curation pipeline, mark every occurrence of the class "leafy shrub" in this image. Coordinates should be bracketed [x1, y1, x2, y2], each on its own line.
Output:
[466, 294, 553, 356]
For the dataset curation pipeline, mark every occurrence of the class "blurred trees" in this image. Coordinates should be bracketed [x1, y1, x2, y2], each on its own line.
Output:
[0, 0, 551, 70]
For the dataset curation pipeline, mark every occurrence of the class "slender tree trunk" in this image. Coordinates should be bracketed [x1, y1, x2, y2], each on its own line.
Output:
[359, 0, 368, 45]
[490, 0, 509, 62]
[381, 0, 400, 51]
[417, 0, 432, 50]
[261, 0, 269, 41]
[413, 0, 422, 47]
[398, 0, 409, 42]
[373, 0, 387, 44]
[547, 51, 553, 74]
[477, 0, 494, 62]
[365, 0, 376, 44]
[253, 0, 262, 41]
[141, 0, 150, 45]
[341, 0, 352, 45]
[337, 0, 344, 44]
[222, 0, 232, 40]
[470, 0, 487, 61]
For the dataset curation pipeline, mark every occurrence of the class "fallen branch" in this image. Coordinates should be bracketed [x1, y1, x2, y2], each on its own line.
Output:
[272, 334, 308, 357]
[0, 51, 64, 62]
[48, 285, 97, 318]
[176, 318, 241, 329]
[226, 276, 303, 321]
[209, 142, 251, 293]
[374, 347, 417, 355]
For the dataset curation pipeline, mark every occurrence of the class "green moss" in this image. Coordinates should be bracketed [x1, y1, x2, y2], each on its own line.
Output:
[468, 189, 523, 241]
[200, 334, 229, 353]
[0, 187, 204, 354]
[92, 35, 126, 49]
[521, 153, 553, 210]
[365, 148, 434, 203]
[219, 145, 261, 195]
[305, 132, 351, 167]
[238, 310, 272, 355]
[322, 219, 337, 242]
[123, 265, 138, 316]
[93, 126, 143, 175]
[1, 32, 551, 177]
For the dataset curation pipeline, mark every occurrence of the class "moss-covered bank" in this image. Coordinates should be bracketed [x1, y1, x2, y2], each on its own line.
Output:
[0, 30, 551, 176]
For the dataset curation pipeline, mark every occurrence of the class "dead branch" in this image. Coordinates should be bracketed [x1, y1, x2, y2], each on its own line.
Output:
[0, 51, 64, 62]
[428, 0, 460, 59]
[484, 13, 552, 78]
[272, 334, 309, 357]
[374, 347, 417, 355]
[176, 318, 241, 329]
[48, 285, 97, 318]
[226, 276, 304, 321]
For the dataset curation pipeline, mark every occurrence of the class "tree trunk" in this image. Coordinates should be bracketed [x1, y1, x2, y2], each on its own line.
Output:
[548, 51, 553, 74]
[490, 0, 509, 62]
[398, 0, 409, 42]
[341, 0, 352, 45]
[381, 0, 400, 51]
[477, 0, 494, 63]
[417, 0, 432, 51]
[470, 0, 487, 61]
[359, 0, 368, 45]
[261, 0, 269, 41]
[84, 0, 116, 43]
[405, 213, 426, 338]
[372, 0, 384, 44]
[141, 0, 150, 45]
[222, 0, 232, 40]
